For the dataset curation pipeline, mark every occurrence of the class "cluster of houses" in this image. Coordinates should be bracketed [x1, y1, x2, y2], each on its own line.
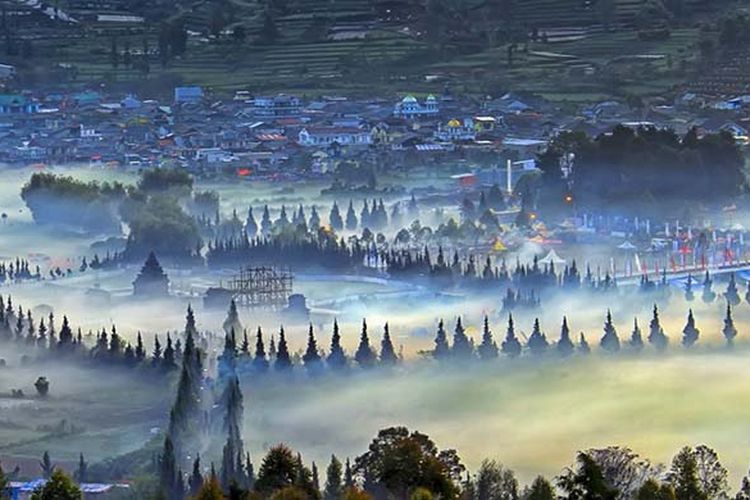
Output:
[0, 84, 748, 173]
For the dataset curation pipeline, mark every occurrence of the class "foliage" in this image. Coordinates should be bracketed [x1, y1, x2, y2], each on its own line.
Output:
[354, 426, 462, 499]
[30, 469, 81, 500]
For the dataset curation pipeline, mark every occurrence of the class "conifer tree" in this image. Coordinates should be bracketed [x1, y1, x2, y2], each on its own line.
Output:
[25, 310, 35, 344]
[477, 316, 499, 360]
[37, 318, 47, 348]
[354, 319, 377, 368]
[327, 319, 347, 370]
[685, 274, 694, 302]
[40, 450, 54, 478]
[629, 318, 644, 352]
[152, 334, 163, 366]
[163, 333, 177, 370]
[220, 375, 244, 489]
[600, 310, 620, 353]
[501, 314, 522, 358]
[303, 324, 323, 374]
[223, 300, 242, 337]
[312, 462, 320, 493]
[218, 330, 237, 381]
[725, 273, 741, 306]
[15, 305, 23, 340]
[189, 454, 204, 496]
[452, 317, 473, 359]
[159, 436, 177, 499]
[253, 327, 269, 372]
[261, 205, 272, 235]
[344, 458, 354, 488]
[556, 316, 575, 357]
[723, 303, 738, 347]
[578, 333, 591, 355]
[246, 207, 258, 238]
[241, 329, 251, 357]
[681, 309, 699, 348]
[324, 455, 343, 500]
[135, 332, 146, 360]
[275, 327, 292, 371]
[75, 452, 87, 483]
[48, 312, 56, 346]
[309, 206, 321, 230]
[527, 318, 549, 355]
[345, 200, 358, 230]
[380, 323, 398, 365]
[433, 319, 450, 360]
[58, 315, 74, 349]
[108, 324, 122, 357]
[648, 304, 669, 351]
[329, 202, 343, 231]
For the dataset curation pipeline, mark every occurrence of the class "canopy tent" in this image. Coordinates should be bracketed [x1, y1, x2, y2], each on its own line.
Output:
[539, 249, 565, 265]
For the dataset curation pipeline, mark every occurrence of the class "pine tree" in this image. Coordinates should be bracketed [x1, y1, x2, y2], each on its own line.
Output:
[527, 318, 549, 355]
[163, 333, 177, 370]
[189, 454, 204, 496]
[275, 327, 292, 371]
[223, 300, 242, 337]
[600, 310, 621, 353]
[159, 437, 177, 499]
[40, 450, 54, 478]
[345, 200, 358, 230]
[218, 330, 237, 381]
[681, 309, 700, 348]
[477, 315, 499, 360]
[15, 305, 23, 340]
[344, 459, 354, 488]
[354, 319, 377, 368]
[501, 314, 522, 358]
[25, 310, 34, 344]
[309, 206, 321, 230]
[324, 455, 343, 500]
[312, 462, 320, 493]
[380, 323, 398, 365]
[135, 332, 146, 360]
[433, 319, 450, 359]
[108, 324, 122, 358]
[75, 453, 87, 483]
[253, 327, 269, 373]
[261, 205, 272, 235]
[220, 375, 244, 489]
[556, 316, 575, 357]
[329, 202, 343, 231]
[723, 303, 738, 347]
[628, 318, 644, 352]
[152, 334, 163, 366]
[37, 317, 47, 348]
[452, 317, 474, 359]
[648, 304, 669, 351]
[327, 319, 347, 370]
[246, 207, 258, 238]
[578, 333, 591, 355]
[302, 324, 323, 374]
[241, 330, 251, 357]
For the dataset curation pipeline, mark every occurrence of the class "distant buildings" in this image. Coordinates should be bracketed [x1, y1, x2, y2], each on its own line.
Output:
[174, 86, 204, 104]
[298, 127, 373, 147]
[393, 95, 439, 117]
[434, 118, 476, 142]
[253, 95, 301, 117]
[132, 252, 169, 297]
[0, 95, 38, 114]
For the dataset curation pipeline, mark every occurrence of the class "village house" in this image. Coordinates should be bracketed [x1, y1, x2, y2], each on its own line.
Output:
[0, 95, 39, 114]
[297, 126, 373, 147]
[253, 95, 302, 117]
[434, 118, 476, 142]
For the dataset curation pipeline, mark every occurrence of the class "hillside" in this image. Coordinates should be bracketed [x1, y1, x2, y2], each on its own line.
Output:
[0, 0, 741, 100]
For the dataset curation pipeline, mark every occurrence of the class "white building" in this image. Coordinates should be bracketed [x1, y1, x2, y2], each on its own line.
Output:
[434, 118, 476, 142]
[298, 127, 373, 147]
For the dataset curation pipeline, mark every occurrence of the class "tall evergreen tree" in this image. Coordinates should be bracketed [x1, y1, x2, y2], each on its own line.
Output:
[135, 332, 146, 360]
[345, 200, 358, 230]
[327, 319, 347, 370]
[253, 327, 269, 373]
[152, 334, 163, 366]
[354, 319, 377, 368]
[246, 207, 258, 238]
[433, 319, 450, 359]
[223, 300, 242, 337]
[189, 454, 204, 497]
[75, 453, 87, 483]
[220, 375, 244, 489]
[452, 317, 474, 359]
[324, 455, 343, 500]
[578, 333, 591, 355]
[303, 324, 323, 374]
[501, 314, 522, 358]
[556, 316, 575, 357]
[629, 318, 644, 352]
[681, 309, 700, 348]
[159, 436, 177, 499]
[477, 315, 499, 360]
[275, 327, 292, 371]
[600, 310, 621, 353]
[380, 323, 398, 365]
[648, 304, 669, 351]
[527, 318, 549, 355]
[723, 303, 738, 347]
[163, 333, 177, 370]
[329, 202, 343, 231]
